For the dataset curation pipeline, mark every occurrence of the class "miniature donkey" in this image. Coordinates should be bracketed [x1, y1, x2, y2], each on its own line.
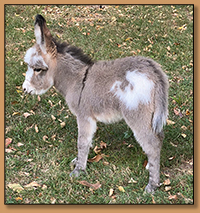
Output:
[22, 15, 168, 193]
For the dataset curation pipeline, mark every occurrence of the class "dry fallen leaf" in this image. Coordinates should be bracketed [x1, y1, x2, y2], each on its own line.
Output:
[88, 154, 103, 163]
[24, 181, 41, 189]
[168, 194, 178, 200]
[15, 197, 23, 201]
[168, 156, 175, 161]
[5, 138, 12, 147]
[23, 112, 31, 118]
[185, 109, 190, 116]
[17, 142, 24, 147]
[109, 188, 114, 196]
[181, 133, 187, 138]
[42, 184, 47, 190]
[93, 145, 102, 154]
[152, 195, 156, 204]
[165, 186, 172, 191]
[51, 115, 56, 121]
[128, 178, 138, 184]
[35, 124, 39, 133]
[181, 125, 187, 130]
[103, 161, 109, 166]
[143, 160, 148, 168]
[42, 135, 48, 141]
[100, 141, 107, 149]
[7, 183, 24, 193]
[12, 112, 21, 116]
[163, 178, 171, 185]
[118, 186, 125, 192]
[50, 197, 56, 204]
[174, 107, 180, 116]
[167, 119, 175, 125]
[60, 122, 66, 128]
[78, 180, 101, 190]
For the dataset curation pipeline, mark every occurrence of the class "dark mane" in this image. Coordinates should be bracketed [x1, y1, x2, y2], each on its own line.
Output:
[52, 38, 94, 65]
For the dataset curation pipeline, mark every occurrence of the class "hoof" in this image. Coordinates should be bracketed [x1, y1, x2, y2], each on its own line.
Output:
[69, 168, 86, 178]
[145, 183, 157, 194]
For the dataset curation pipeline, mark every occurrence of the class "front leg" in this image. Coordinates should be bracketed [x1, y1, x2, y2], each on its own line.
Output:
[70, 117, 97, 177]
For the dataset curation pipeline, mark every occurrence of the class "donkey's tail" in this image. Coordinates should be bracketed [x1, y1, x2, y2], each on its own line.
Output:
[152, 66, 169, 134]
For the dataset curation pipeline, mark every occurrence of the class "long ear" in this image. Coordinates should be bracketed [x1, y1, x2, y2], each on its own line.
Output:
[34, 14, 52, 54]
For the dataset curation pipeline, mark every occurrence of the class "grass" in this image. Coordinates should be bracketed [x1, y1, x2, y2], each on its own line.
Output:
[5, 5, 193, 204]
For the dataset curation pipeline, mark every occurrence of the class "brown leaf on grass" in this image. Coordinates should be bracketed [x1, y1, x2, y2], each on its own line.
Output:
[60, 122, 66, 128]
[24, 181, 41, 189]
[42, 184, 47, 190]
[35, 124, 39, 133]
[186, 109, 190, 116]
[23, 112, 31, 118]
[42, 135, 48, 141]
[143, 160, 148, 168]
[6, 146, 17, 153]
[93, 145, 102, 154]
[5, 148, 14, 153]
[7, 183, 24, 193]
[50, 197, 56, 204]
[100, 141, 107, 149]
[109, 188, 114, 196]
[165, 186, 172, 191]
[12, 112, 21, 116]
[166, 119, 175, 125]
[181, 125, 187, 130]
[163, 178, 171, 185]
[103, 161, 109, 166]
[118, 186, 125, 192]
[51, 115, 56, 121]
[152, 195, 156, 204]
[5, 138, 12, 147]
[169, 156, 176, 161]
[15, 197, 23, 201]
[174, 107, 182, 117]
[168, 193, 178, 200]
[17, 142, 24, 147]
[78, 180, 101, 190]
[88, 154, 103, 162]
[181, 133, 187, 138]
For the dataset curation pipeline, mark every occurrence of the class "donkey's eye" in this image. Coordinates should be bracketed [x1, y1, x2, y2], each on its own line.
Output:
[34, 68, 42, 72]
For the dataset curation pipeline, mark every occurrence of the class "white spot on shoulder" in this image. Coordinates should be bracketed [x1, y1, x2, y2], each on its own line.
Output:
[110, 70, 154, 110]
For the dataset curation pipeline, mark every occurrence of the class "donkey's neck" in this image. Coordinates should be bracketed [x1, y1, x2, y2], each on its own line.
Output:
[53, 54, 90, 105]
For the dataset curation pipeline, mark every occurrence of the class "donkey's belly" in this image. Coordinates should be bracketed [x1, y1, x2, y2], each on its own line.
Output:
[95, 110, 122, 124]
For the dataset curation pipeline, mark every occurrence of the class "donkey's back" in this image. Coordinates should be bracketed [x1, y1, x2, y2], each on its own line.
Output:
[22, 14, 168, 193]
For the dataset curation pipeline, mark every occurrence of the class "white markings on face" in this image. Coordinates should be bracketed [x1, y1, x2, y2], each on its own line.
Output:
[110, 70, 154, 110]
[25, 66, 34, 81]
[24, 47, 48, 70]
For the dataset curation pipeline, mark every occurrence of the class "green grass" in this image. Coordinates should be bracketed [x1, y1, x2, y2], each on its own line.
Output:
[5, 5, 193, 204]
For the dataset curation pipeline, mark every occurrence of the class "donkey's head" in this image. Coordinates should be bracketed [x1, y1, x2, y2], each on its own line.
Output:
[23, 15, 57, 95]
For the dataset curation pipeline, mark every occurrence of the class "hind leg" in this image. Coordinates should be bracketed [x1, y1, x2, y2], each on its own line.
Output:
[123, 112, 163, 193]
[135, 130, 162, 193]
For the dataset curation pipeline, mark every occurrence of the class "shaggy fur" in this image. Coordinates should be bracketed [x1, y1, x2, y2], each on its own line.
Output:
[22, 14, 169, 193]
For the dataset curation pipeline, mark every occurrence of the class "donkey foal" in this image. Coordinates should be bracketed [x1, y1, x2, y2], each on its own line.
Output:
[22, 15, 169, 193]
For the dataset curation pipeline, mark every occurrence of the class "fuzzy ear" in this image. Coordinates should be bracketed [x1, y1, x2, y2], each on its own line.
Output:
[34, 14, 52, 54]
